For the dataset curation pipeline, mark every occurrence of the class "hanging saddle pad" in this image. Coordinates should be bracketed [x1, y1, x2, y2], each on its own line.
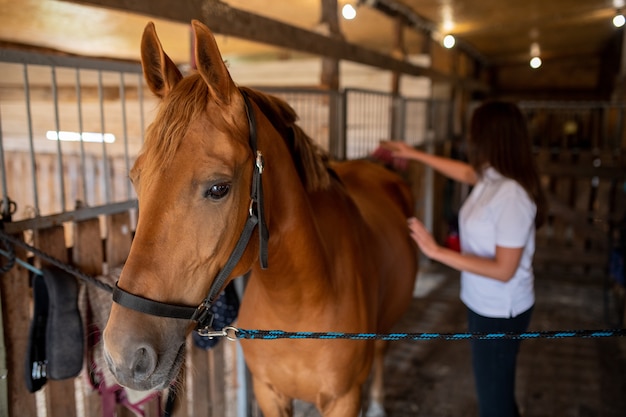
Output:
[24, 266, 84, 392]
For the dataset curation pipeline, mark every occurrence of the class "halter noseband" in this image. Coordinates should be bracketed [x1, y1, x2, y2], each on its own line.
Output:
[112, 90, 269, 333]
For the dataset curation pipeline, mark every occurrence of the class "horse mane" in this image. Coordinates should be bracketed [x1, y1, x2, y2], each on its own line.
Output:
[239, 87, 332, 192]
[140, 78, 331, 193]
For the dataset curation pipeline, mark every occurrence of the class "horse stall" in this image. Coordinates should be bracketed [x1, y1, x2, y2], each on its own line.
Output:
[519, 102, 626, 324]
[3, 45, 625, 417]
[0, 44, 448, 417]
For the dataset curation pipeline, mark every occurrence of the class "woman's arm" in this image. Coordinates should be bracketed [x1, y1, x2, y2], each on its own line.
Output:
[408, 217, 523, 282]
[379, 140, 478, 185]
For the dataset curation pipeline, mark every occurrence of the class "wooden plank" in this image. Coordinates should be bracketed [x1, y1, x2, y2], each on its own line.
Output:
[101, 212, 140, 417]
[72, 218, 104, 417]
[208, 343, 226, 416]
[143, 395, 162, 417]
[533, 247, 607, 266]
[539, 161, 625, 179]
[0, 233, 38, 417]
[172, 354, 188, 417]
[105, 212, 132, 267]
[60, 0, 487, 91]
[34, 226, 77, 417]
[190, 345, 211, 417]
[73, 218, 104, 277]
[187, 340, 228, 417]
[543, 178, 617, 241]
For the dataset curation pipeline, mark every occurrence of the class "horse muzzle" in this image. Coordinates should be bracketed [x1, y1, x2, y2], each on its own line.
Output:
[102, 307, 187, 391]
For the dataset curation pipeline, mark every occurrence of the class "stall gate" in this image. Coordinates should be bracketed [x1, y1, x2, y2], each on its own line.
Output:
[518, 102, 626, 281]
[0, 48, 449, 417]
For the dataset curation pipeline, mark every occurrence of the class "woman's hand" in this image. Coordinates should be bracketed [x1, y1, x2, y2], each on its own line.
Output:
[378, 140, 416, 160]
[408, 217, 524, 282]
[371, 140, 418, 170]
[407, 217, 442, 260]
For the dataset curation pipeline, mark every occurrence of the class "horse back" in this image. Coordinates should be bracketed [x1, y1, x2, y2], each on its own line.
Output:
[330, 159, 418, 331]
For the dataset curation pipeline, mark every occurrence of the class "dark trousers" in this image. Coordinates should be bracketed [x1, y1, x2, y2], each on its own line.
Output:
[467, 306, 533, 417]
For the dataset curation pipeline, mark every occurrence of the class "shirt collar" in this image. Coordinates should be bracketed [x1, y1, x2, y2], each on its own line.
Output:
[482, 166, 503, 181]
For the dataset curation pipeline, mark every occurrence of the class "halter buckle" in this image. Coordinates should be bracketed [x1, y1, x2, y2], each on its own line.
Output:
[196, 326, 239, 341]
[255, 151, 264, 174]
[191, 304, 214, 330]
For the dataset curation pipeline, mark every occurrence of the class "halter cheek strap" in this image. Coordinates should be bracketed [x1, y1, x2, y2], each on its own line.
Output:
[112, 90, 268, 332]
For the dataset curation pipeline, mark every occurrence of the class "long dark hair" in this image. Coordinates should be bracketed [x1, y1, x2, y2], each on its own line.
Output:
[467, 101, 547, 228]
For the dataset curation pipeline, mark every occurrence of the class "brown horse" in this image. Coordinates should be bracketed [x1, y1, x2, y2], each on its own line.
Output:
[102, 20, 418, 417]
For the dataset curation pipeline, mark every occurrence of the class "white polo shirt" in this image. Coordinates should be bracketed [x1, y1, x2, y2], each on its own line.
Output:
[458, 167, 536, 318]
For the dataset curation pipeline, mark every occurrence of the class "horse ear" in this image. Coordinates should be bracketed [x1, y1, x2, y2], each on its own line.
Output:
[141, 22, 183, 99]
[191, 20, 237, 104]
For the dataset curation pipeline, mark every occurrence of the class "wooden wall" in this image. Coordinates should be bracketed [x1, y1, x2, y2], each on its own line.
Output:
[1, 213, 241, 417]
[524, 105, 626, 279]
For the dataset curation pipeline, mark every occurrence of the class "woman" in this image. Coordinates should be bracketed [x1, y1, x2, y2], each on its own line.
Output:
[381, 101, 546, 417]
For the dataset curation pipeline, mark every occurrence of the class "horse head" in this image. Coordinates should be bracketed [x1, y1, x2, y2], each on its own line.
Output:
[102, 20, 262, 391]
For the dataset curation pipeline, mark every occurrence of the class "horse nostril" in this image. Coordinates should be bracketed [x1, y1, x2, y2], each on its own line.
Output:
[132, 345, 157, 381]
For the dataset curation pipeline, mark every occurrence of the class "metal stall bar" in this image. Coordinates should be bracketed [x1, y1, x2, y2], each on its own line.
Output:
[120, 72, 132, 200]
[22, 64, 40, 216]
[0, 48, 143, 232]
[257, 86, 333, 153]
[403, 98, 430, 147]
[0, 109, 8, 219]
[344, 88, 394, 159]
[75, 68, 89, 205]
[50, 66, 67, 212]
[327, 89, 345, 161]
[97, 70, 111, 204]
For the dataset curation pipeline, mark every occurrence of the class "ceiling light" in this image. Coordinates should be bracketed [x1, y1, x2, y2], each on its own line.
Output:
[342, 4, 357, 20]
[614, 11, 625, 27]
[47, 130, 115, 143]
[443, 34, 455, 49]
[530, 56, 542, 69]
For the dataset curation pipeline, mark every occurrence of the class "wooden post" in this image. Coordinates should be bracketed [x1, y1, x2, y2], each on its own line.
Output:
[105, 212, 132, 267]
[0, 233, 37, 417]
[319, 0, 344, 161]
[612, 27, 626, 101]
[391, 16, 406, 95]
[190, 345, 211, 417]
[317, 0, 347, 91]
[390, 16, 407, 141]
[73, 218, 104, 417]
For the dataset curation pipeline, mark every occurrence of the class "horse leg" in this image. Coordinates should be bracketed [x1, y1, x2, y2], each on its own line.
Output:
[318, 385, 362, 417]
[365, 340, 388, 417]
[252, 376, 294, 417]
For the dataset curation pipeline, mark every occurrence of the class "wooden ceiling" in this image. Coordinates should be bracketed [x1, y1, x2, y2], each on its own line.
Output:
[0, 0, 624, 97]
[400, 0, 621, 66]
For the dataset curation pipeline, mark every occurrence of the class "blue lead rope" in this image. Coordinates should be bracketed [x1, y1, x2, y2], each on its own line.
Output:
[1, 230, 625, 343]
[232, 328, 626, 341]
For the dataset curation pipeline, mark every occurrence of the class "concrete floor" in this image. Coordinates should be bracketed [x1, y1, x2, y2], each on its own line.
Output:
[294, 263, 626, 417]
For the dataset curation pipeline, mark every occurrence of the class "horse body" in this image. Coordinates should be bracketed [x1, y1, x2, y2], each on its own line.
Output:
[238, 158, 417, 414]
[102, 20, 418, 417]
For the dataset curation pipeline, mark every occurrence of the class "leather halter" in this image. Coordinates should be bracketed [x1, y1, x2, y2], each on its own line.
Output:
[112, 90, 269, 333]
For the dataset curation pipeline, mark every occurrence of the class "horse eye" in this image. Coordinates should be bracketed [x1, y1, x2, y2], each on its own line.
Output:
[204, 183, 230, 200]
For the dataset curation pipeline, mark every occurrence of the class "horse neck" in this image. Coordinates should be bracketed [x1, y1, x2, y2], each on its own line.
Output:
[247, 135, 334, 304]
[243, 175, 371, 328]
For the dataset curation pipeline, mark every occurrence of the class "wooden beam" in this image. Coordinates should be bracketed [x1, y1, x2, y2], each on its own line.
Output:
[319, 0, 342, 91]
[61, 0, 487, 91]
[540, 162, 625, 179]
